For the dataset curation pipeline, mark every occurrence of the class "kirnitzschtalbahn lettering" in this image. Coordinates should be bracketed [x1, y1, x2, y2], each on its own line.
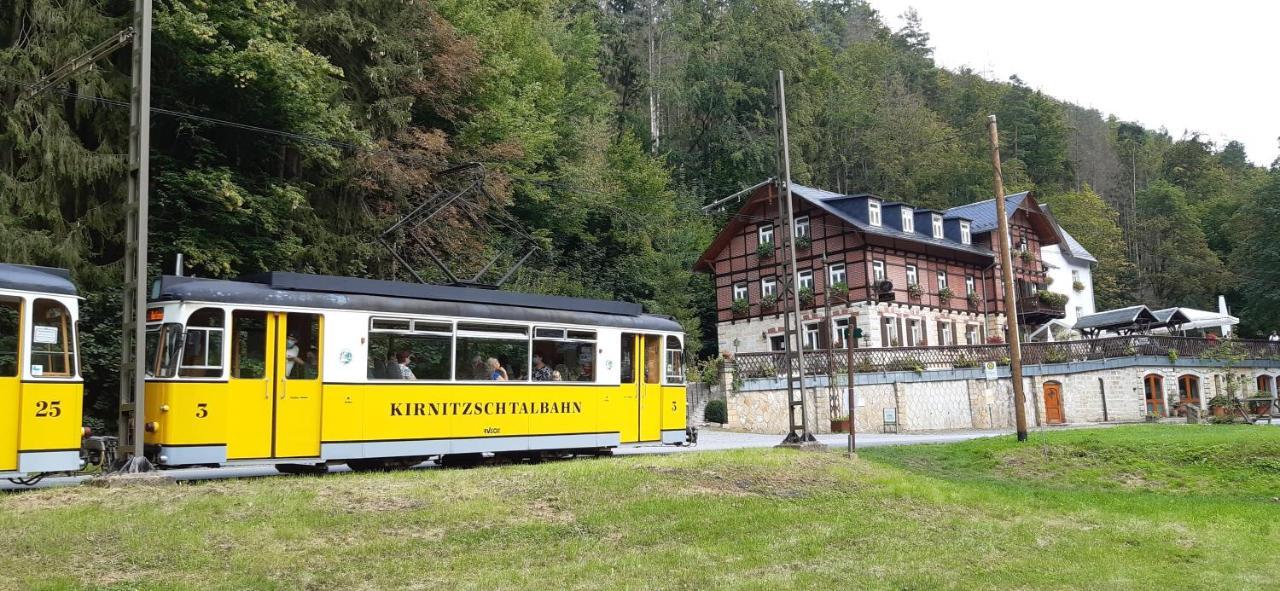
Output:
[390, 401, 583, 417]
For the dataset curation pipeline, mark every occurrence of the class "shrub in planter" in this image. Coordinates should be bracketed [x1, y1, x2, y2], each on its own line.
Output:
[1037, 290, 1068, 307]
[1043, 346, 1069, 364]
[938, 286, 954, 302]
[853, 358, 876, 373]
[731, 298, 750, 316]
[967, 291, 981, 307]
[756, 241, 774, 258]
[830, 281, 848, 296]
[987, 335, 1005, 344]
[703, 399, 728, 424]
[1044, 275, 1054, 285]
[796, 235, 813, 250]
[1018, 249, 1035, 263]
[886, 357, 925, 373]
[953, 355, 978, 369]
[1167, 348, 1179, 363]
[1072, 280, 1085, 292]
[760, 293, 778, 308]
[907, 283, 923, 299]
[798, 286, 814, 305]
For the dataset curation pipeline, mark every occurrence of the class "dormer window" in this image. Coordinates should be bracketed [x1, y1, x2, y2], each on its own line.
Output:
[794, 216, 810, 239]
[932, 214, 943, 239]
[758, 224, 774, 246]
[868, 200, 881, 226]
[959, 221, 971, 245]
[901, 207, 914, 232]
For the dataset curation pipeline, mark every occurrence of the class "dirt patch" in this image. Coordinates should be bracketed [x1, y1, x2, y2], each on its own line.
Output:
[314, 483, 427, 513]
[643, 454, 847, 499]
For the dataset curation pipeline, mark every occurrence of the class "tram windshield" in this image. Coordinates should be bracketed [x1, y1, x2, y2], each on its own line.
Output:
[664, 335, 684, 384]
[29, 298, 76, 378]
[145, 323, 183, 378]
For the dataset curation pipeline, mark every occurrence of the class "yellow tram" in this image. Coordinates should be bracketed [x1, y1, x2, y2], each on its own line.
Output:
[143, 272, 688, 470]
[0, 264, 84, 478]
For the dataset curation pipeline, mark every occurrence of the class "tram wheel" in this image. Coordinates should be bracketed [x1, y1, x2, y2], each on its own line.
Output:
[274, 463, 329, 476]
[346, 458, 425, 472]
[437, 453, 483, 469]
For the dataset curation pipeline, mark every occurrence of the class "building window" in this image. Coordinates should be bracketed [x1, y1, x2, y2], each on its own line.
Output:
[868, 200, 882, 226]
[770, 335, 785, 351]
[797, 270, 814, 291]
[733, 283, 748, 302]
[803, 322, 820, 350]
[936, 271, 948, 290]
[1018, 237, 1028, 252]
[794, 216, 810, 238]
[907, 319, 922, 346]
[905, 264, 918, 286]
[881, 317, 899, 347]
[833, 317, 851, 348]
[761, 277, 777, 298]
[932, 214, 944, 238]
[965, 275, 975, 295]
[1071, 269, 1080, 283]
[828, 263, 846, 287]
[966, 324, 979, 345]
[1075, 306, 1083, 318]
[939, 322, 953, 346]
[960, 221, 971, 244]
[758, 224, 774, 246]
[872, 260, 885, 282]
[901, 207, 914, 232]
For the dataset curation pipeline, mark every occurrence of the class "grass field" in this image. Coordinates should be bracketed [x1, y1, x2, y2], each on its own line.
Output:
[3, 425, 1279, 590]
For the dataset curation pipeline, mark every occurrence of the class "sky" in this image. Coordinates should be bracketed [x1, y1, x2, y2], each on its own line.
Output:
[867, 0, 1280, 167]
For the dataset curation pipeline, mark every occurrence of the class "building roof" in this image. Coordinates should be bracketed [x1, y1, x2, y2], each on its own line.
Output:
[0, 264, 77, 296]
[789, 183, 995, 258]
[1056, 227, 1097, 263]
[1072, 305, 1157, 332]
[152, 273, 682, 332]
[943, 194, 1029, 233]
[1150, 307, 1191, 326]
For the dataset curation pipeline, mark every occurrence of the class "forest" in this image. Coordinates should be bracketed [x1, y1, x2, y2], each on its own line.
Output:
[2, 0, 1278, 427]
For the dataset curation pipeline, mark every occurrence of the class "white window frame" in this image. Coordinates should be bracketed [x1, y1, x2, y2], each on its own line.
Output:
[733, 283, 748, 301]
[965, 275, 975, 295]
[1071, 269, 1080, 282]
[802, 322, 820, 350]
[959, 221, 971, 244]
[828, 263, 846, 287]
[882, 316, 899, 347]
[940, 322, 953, 346]
[758, 224, 774, 245]
[761, 277, 777, 298]
[833, 317, 851, 349]
[901, 207, 914, 232]
[872, 260, 885, 282]
[868, 199, 882, 226]
[937, 271, 948, 290]
[794, 216, 810, 238]
[966, 324, 980, 345]
[797, 270, 814, 291]
[907, 319, 922, 347]
[932, 214, 944, 238]
[906, 264, 918, 286]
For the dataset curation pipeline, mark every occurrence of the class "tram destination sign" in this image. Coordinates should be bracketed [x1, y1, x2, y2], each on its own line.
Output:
[390, 401, 583, 417]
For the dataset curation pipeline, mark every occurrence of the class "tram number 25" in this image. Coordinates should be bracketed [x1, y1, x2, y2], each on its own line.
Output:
[195, 403, 209, 419]
[34, 400, 62, 418]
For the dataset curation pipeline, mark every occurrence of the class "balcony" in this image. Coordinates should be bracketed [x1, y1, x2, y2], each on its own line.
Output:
[1018, 292, 1066, 325]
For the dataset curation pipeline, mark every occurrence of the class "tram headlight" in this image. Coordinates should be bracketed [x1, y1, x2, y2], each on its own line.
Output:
[145, 421, 159, 433]
[160, 404, 170, 412]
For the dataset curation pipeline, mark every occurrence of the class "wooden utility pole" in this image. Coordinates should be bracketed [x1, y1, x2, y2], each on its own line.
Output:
[846, 325, 856, 457]
[117, 0, 154, 470]
[987, 115, 1029, 442]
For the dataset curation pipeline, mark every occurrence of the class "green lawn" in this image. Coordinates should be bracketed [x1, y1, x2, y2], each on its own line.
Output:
[2, 425, 1278, 590]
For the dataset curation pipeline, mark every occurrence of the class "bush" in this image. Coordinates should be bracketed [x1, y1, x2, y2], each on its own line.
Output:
[907, 283, 923, 298]
[830, 281, 848, 296]
[953, 355, 978, 369]
[731, 298, 749, 316]
[704, 399, 727, 424]
[1167, 348, 1179, 363]
[886, 357, 925, 373]
[760, 293, 778, 308]
[1072, 280, 1085, 292]
[798, 286, 814, 305]
[1043, 347, 1069, 364]
[756, 241, 774, 258]
[938, 286, 954, 301]
[1037, 291, 1069, 307]
[796, 235, 813, 250]
[967, 291, 981, 307]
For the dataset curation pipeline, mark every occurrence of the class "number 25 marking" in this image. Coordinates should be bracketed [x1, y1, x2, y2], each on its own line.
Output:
[34, 400, 62, 418]
[195, 403, 209, 419]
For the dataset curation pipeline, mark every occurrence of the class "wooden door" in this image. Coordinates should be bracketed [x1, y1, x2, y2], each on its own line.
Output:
[1144, 374, 1165, 416]
[1043, 382, 1064, 424]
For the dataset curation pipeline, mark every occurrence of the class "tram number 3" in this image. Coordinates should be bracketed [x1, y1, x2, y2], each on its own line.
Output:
[195, 403, 209, 419]
[34, 400, 62, 418]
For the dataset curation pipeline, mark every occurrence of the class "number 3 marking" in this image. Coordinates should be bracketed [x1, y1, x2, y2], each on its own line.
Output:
[195, 403, 209, 419]
[34, 400, 62, 418]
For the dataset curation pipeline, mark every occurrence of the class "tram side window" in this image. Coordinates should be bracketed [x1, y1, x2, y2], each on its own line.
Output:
[643, 335, 660, 384]
[367, 318, 451, 380]
[664, 335, 684, 384]
[455, 323, 529, 381]
[0, 300, 17, 377]
[285, 313, 322, 380]
[620, 334, 635, 384]
[231, 311, 267, 379]
[179, 308, 225, 378]
[532, 328, 596, 382]
[30, 299, 75, 378]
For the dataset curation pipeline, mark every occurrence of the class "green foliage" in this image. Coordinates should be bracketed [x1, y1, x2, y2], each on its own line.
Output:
[795, 235, 813, 250]
[730, 298, 749, 316]
[907, 283, 923, 298]
[1042, 346, 1069, 364]
[937, 286, 954, 301]
[1037, 291, 1068, 307]
[760, 293, 778, 308]
[755, 241, 774, 258]
[703, 399, 728, 424]
[1040, 186, 1134, 310]
[1167, 349, 1179, 364]
[952, 355, 977, 369]
[1072, 280, 1085, 292]
[830, 281, 848, 296]
[798, 286, 814, 304]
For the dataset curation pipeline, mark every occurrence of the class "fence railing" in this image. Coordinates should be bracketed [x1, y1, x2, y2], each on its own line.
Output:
[731, 336, 1280, 379]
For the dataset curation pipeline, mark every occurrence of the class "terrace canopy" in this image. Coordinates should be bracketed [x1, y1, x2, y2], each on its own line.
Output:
[1072, 305, 1158, 337]
[1150, 307, 1238, 336]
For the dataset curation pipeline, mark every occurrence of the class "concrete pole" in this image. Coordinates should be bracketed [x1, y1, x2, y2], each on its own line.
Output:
[988, 115, 1029, 442]
[778, 70, 814, 442]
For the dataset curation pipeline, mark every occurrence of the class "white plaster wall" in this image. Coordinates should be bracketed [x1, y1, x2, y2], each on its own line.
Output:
[1041, 244, 1095, 325]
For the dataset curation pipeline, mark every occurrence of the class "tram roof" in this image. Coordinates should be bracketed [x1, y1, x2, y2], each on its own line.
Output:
[0, 264, 77, 296]
[152, 273, 683, 333]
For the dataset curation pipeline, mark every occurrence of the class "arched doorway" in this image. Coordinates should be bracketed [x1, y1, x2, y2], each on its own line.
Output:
[1144, 374, 1165, 416]
[1178, 374, 1201, 410]
[1256, 374, 1275, 398]
[1043, 381, 1064, 424]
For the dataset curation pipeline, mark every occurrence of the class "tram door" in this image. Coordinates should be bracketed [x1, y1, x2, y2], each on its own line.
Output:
[619, 334, 639, 442]
[227, 311, 322, 459]
[639, 335, 663, 442]
[0, 298, 19, 471]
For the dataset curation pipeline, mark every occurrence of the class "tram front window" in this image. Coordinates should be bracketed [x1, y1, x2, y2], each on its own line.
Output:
[29, 298, 75, 378]
[664, 335, 684, 384]
[145, 323, 183, 378]
[0, 300, 17, 377]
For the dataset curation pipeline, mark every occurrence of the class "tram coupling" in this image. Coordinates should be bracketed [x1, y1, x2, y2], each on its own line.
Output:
[80, 434, 119, 469]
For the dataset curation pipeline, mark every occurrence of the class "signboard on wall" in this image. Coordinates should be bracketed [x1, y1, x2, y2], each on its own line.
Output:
[983, 361, 998, 381]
